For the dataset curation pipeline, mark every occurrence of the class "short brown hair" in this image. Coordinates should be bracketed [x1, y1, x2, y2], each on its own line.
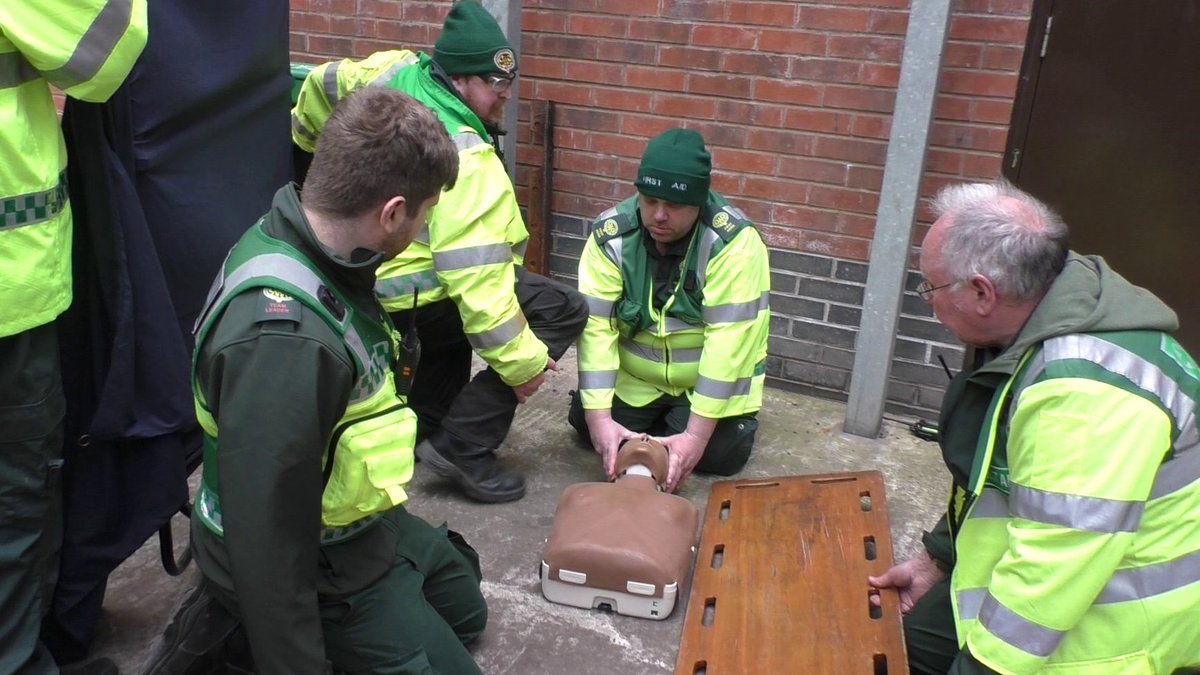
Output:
[302, 88, 458, 219]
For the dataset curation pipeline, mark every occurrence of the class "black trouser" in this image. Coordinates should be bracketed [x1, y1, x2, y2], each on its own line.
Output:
[0, 323, 64, 675]
[567, 389, 757, 477]
[392, 269, 588, 460]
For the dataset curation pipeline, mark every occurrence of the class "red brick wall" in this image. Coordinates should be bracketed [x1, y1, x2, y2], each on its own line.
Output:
[290, 0, 1030, 260]
[289, 0, 1036, 416]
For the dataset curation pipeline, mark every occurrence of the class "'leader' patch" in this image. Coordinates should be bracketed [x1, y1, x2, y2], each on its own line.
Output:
[255, 288, 302, 323]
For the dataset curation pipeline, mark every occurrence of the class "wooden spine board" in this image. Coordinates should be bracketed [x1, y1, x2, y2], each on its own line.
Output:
[675, 471, 909, 675]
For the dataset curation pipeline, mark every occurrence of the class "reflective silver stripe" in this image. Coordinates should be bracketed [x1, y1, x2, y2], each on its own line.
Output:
[694, 374, 753, 401]
[663, 317, 698, 333]
[1, 172, 68, 230]
[977, 592, 1064, 658]
[1152, 442, 1200, 499]
[291, 114, 318, 144]
[432, 243, 511, 272]
[1009, 483, 1142, 533]
[597, 207, 618, 220]
[215, 254, 372, 371]
[584, 294, 613, 317]
[466, 313, 525, 350]
[1044, 334, 1198, 453]
[1012, 350, 1046, 408]
[602, 233, 624, 267]
[1096, 548, 1200, 604]
[703, 291, 769, 324]
[323, 61, 341, 102]
[618, 338, 700, 365]
[0, 51, 40, 89]
[453, 131, 487, 151]
[968, 486, 1009, 519]
[41, 0, 135, 90]
[578, 370, 617, 390]
[956, 587, 988, 621]
[374, 269, 440, 300]
[694, 227, 720, 287]
[368, 54, 416, 90]
[512, 239, 527, 260]
[193, 248, 235, 333]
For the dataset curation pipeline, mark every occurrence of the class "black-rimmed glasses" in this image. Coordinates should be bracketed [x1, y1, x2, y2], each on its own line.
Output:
[482, 74, 515, 93]
[916, 279, 955, 301]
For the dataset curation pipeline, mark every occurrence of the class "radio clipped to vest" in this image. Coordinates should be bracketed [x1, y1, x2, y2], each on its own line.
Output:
[394, 290, 421, 398]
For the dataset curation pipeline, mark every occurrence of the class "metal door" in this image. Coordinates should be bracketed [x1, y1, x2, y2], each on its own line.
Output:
[1005, 0, 1200, 354]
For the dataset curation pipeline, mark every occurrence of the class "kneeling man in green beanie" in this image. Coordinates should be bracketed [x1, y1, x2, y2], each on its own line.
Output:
[569, 128, 771, 493]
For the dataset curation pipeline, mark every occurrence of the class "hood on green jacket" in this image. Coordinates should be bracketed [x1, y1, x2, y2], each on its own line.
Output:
[978, 252, 1178, 377]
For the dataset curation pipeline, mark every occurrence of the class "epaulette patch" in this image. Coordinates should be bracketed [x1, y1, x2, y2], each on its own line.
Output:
[591, 210, 634, 244]
[255, 288, 302, 323]
[706, 205, 751, 242]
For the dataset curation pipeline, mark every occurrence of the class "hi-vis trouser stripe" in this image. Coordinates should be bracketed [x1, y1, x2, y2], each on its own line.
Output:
[195, 252, 374, 402]
[1, 171, 67, 230]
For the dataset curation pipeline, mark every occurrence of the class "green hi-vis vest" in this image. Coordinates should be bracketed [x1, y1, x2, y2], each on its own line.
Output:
[191, 222, 417, 543]
[593, 192, 751, 391]
[949, 331, 1200, 674]
[0, 0, 147, 337]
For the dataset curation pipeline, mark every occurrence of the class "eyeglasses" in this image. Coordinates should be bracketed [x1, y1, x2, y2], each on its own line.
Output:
[916, 279, 955, 301]
[481, 74, 515, 93]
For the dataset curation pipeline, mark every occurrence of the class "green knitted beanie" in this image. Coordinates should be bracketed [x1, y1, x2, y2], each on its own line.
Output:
[635, 128, 711, 206]
[433, 1, 517, 76]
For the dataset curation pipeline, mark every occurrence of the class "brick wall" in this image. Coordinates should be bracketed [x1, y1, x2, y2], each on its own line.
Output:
[289, 0, 1034, 421]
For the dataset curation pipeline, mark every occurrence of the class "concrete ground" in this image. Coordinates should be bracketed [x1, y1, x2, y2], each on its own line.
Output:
[88, 348, 946, 674]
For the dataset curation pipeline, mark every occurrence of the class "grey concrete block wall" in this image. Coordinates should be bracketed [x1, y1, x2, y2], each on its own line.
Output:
[547, 213, 967, 421]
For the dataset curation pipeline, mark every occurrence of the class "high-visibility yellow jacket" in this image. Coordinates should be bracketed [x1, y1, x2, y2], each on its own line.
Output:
[291, 50, 547, 387]
[576, 192, 770, 419]
[0, 0, 147, 337]
[938, 256, 1200, 674]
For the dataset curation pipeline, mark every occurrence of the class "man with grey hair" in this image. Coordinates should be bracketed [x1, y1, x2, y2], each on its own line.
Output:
[869, 181, 1200, 674]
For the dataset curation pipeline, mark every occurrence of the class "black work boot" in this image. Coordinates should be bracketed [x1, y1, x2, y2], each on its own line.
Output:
[59, 657, 119, 675]
[140, 583, 252, 675]
[415, 440, 526, 503]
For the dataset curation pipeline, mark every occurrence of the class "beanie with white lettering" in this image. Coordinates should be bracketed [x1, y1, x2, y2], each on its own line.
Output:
[635, 128, 711, 206]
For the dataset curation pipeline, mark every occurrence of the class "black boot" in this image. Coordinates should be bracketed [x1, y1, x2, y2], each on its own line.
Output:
[415, 440, 525, 503]
[140, 583, 252, 675]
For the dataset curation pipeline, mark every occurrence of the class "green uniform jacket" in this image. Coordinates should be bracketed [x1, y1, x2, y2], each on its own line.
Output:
[291, 50, 548, 387]
[0, 0, 146, 336]
[191, 186, 404, 674]
[927, 253, 1200, 673]
[576, 192, 770, 419]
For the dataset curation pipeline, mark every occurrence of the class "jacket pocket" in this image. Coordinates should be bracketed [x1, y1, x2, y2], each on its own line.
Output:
[321, 404, 417, 528]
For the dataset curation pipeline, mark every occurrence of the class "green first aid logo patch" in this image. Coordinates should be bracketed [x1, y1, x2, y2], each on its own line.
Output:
[255, 288, 302, 323]
[712, 212, 733, 232]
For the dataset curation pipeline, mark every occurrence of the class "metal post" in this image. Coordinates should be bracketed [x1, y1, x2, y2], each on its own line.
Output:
[483, 0, 521, 178]
[843, 0, 953, 437]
